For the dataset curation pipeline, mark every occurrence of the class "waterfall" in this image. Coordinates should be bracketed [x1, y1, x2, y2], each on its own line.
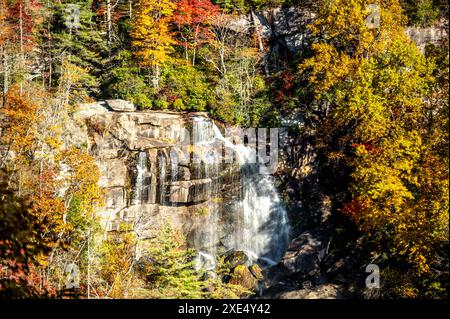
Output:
[133, 151, 148, 205]
[189, 117, 289, 269]
[238, 161, 289, 264]
[211, 123, 289, 265]
[132, 151, 150, 260]
[158, 154, 167, 205]
[130, 118, 289, 270]
[192, 117, 221, 270]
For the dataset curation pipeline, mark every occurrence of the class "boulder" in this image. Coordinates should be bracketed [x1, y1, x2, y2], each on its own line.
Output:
[229, 265, 258, 291]
[76, 101, 109, 119]
[106, 99, 136, 112]
[249, 264, 264, 280]
[224, 250, 249, 269]
[279, 227, 331, 277]
[278, 284, 343, 299]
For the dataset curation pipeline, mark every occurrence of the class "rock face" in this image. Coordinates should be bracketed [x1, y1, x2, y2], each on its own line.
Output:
[280, 227, 332, 278]
[78, 102, 236, 247]
[106, 99, 136, 112]
[230, 7, 315, 53]
[277, 284, 344, 299]
[78, 100, 291, 273]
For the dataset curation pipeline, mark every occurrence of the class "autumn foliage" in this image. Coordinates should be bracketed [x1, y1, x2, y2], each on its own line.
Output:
[301, 0, 448, 296]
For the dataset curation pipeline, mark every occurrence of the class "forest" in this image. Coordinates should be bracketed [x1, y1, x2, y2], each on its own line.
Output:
[0, 0, 448, 299]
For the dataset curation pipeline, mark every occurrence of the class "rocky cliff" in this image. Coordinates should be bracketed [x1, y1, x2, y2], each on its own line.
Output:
[77, 100, 289, 272]
[77, 101, 228, 251]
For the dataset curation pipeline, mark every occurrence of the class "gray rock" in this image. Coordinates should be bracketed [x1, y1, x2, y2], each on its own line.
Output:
[278, 284, 344, 299]
[279, 228, 331, 277]
[224, 250, 250, 269]
[106, 99, 136, 112]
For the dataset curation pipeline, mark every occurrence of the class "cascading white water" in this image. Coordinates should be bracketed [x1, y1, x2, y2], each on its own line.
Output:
[158, 154, 167, 205]
[132, 117, 289, 270]
[188, 117, 289, 268]
[211, 123, 290, 265]
[132, 151, 150, 260]
[239, 166, 289, 264]
[133, 151, 148, 205]
[192, 118, 220, 271]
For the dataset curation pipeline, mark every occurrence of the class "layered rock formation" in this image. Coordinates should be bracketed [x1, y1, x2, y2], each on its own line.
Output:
[77, 100, 230, 244]
[77, 100, 289, 269]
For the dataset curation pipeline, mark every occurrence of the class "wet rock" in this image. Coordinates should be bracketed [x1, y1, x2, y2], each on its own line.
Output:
[229, 265, 258, 291]
[224, 251, 249, 269]
[249, 264, 264, 280]
[78, 105, 231, 235]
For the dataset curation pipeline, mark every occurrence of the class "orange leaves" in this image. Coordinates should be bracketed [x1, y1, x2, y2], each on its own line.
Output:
[173, 0, 219, 27]
[351, 142, 382, 156]
[7, 0, 44, 52]
[0, 85, 41, 156]
[0, 0, 11, 47]
[341, 197, 371, 220]
[30, 191, 67, 248]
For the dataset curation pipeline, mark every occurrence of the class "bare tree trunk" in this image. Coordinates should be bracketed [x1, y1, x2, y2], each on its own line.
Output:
[1, 0, 8, 99]
[107, 0, 112, 47]
[155, 65, 160, 88]
[2, 47, 8, 99]
[220, 47, 226, 74]
[87, 227, 91, 299]
[192, 26, 199, 66]
[47, 0, 52, 88]
[19, 2, 24, 95]
[129, 0, 133, 18]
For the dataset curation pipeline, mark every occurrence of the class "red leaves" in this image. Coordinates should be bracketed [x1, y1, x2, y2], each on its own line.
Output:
[281, 70, 294, 91]
[7, 0, 43, 50]
[341, 197, 370, 219]
[173, 0, 219, 26]
[352, 142, 372, 150]
[273, 70, 294, 104]
[352, 142, 382, 155]
[172, 0, 220, 50]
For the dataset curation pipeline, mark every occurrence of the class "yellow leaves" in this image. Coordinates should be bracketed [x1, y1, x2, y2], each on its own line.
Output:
[130, 0, 176, 68]
[60, 59, 89, 86]
[308, 0, 407, 56]
[57, 146, 104, 216]
[299, 43, 359, 98]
